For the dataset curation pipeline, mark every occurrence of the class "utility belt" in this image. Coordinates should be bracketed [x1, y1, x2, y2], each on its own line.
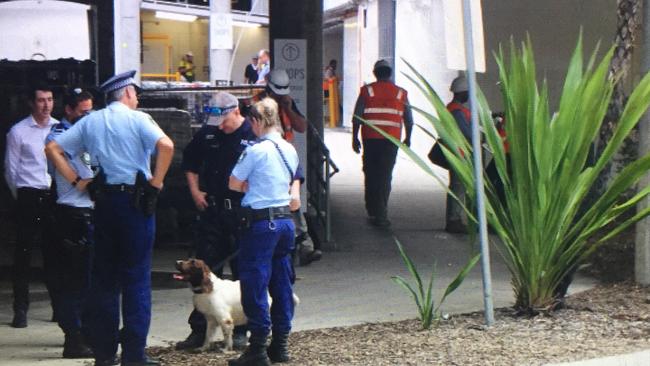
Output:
[207, 196, 241, 211]
[236, 205, 292, 230]
[89, 170, 159, 216]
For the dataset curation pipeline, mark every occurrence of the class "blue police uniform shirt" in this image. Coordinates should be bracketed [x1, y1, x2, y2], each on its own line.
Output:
[55, 102, 165, 185]
[46, 118, 94, 208]
[232, 131, 299, 209]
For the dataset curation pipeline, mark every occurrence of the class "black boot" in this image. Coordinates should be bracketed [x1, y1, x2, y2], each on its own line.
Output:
[11, 309, 27, 328]
[228, 335, 271, 366]
[233, 326, 249, 350]
[267, 333, 290, 363]
[175, 330, 205, 350]
[63, 331, 94, 358]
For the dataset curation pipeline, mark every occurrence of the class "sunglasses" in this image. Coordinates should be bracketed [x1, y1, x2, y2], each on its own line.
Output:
[204, 105, 237, 116]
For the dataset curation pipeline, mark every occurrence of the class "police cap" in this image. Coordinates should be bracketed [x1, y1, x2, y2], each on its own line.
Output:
[100, 70, 140, 94]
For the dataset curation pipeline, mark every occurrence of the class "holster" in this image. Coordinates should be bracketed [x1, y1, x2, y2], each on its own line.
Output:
[87, 169, 106, 201]
[133, 171, 160, 216]
[234, 206, 252, 230]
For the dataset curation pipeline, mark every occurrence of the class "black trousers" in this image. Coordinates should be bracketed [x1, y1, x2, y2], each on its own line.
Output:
[49, 205, 93, 335]
[13, 187, 55, 312]
[362, 139, 398, 220]
[189, 202, 242, 334]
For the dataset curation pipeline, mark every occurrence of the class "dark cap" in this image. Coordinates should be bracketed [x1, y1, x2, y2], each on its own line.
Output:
[268, 69, 291, 96]
[100, 70, 139, 94]
[373, 59, 392, 72]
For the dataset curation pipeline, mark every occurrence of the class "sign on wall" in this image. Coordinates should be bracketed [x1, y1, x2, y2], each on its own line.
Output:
[210, 13, 233, 50]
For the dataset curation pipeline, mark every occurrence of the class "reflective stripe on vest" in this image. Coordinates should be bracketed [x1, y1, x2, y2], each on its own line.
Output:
[361, 82, 406, 140]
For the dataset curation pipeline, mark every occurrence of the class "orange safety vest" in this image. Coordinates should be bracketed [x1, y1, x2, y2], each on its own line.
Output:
[360, 81, 406, 140]
[447, 101, 470, 157]
[251, 92, 295, 142]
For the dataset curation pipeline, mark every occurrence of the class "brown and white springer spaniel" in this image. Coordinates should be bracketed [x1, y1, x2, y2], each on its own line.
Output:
[173, 259, 299, 352]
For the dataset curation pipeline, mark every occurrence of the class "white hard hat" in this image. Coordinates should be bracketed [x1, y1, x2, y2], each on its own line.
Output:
[450, 76, 468, 93]
[186, 51, 194, 57]
[268, 69, 291, 96]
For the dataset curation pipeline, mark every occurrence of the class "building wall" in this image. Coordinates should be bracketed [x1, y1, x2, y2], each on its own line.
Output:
[480, 0, 618, 111]
[0, 0, 90, 61]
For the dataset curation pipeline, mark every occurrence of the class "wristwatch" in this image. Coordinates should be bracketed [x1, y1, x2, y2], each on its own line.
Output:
[71, 176, 82, 186]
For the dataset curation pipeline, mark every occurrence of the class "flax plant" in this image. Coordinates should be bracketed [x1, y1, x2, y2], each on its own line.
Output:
[372, 36, 650, 312]
[391, 238, 480, 329]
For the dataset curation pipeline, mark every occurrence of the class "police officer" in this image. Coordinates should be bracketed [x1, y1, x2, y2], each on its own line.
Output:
[45, 87, 94, 359]
[228, 97, 299, 366]
[46, 70, 174, 366]
[176, 92, 256, 350]
[352, 59, 414, 227]
[246, 69, 322, 266]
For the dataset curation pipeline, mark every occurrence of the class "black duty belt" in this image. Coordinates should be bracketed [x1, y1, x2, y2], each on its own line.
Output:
[250, 206, 292, 222]
[207, 196, 241, 210]
[55, 204, 93, 215]
[103, 184, 136, 193]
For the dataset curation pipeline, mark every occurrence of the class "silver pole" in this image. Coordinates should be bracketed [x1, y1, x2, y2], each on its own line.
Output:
[461, 0, 495, 326]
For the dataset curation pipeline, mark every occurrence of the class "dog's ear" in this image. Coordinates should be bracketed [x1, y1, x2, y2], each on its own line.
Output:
[200, 261, 214, 293]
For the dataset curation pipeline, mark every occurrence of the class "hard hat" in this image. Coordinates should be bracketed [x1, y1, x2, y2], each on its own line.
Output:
[373, 59, 392, 72]
[186, 51, 194, 57]
[450, 76, 468, 93]
[268, 69, 291, 96]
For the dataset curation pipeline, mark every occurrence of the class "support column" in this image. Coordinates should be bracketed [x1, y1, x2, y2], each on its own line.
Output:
[95, 1, 115, 83]
[210, 0, 233, 84]
[113, 0, 141, 81]
[269, 0, 323, 135]
[636, 0, 650, 284]
[377, 0, 396, 77]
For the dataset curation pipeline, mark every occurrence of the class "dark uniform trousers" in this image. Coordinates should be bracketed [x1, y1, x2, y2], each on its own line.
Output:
[362, 139, 399, 220]
[238, 218, 295, 341]
[49, 204, 93, 335]
[13, 187, 55, 313]
[188, 199, 240, 333]
[86, 191, 155, 363]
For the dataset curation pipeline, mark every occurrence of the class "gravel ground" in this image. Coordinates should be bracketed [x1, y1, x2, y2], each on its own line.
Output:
[148, 282, 650, 365]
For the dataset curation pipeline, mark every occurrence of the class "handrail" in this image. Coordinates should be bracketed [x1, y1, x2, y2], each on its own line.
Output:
[307, 124, 339, 245]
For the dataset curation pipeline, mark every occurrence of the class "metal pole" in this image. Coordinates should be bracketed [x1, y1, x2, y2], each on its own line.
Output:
[461, 0, 495, 325]
[636, 0, 650, 284]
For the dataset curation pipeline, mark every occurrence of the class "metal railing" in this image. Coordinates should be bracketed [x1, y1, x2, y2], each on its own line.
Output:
[307, 124, 339, 246]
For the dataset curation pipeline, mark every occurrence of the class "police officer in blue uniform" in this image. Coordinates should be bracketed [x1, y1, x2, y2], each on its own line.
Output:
[45, 87, 94, 359]
[228, 97, 299, 366]
[46, 70, 174, 366]
[176, 92, 256, 350]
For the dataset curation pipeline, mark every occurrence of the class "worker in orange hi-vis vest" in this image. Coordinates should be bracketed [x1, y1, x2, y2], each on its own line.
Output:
[244, 69, 322, 266]
[352, 59, 413, 228]
[445, 75, 472, 234]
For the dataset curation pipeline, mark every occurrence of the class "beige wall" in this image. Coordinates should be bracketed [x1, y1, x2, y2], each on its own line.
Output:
[480, 0, 619, 110]
[141, 11, 268, 83]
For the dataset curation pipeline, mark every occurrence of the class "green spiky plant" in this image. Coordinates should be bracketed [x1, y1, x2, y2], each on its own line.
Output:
[370, 36, 650, 313]
[391, 238, 480, 329]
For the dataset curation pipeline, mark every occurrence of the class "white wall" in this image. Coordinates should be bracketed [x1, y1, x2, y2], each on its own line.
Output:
[0, 0, 90, 61]
[396, 0, 457, 157]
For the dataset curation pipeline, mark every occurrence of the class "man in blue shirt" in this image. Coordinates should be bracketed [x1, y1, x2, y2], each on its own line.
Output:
[46, 70, 174, 366]
[177, 92, 256, 350]
[45, 87, 94, 359]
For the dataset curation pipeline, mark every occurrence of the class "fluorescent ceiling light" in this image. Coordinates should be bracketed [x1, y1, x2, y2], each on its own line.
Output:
[155, 11, 197, 22]
[233, 21, 262, 28]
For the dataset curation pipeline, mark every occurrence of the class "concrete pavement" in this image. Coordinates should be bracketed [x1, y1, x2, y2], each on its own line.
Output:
[0, 128, 594, 365]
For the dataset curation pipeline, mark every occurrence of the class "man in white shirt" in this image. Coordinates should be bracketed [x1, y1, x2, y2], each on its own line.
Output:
[4, 83, 58, 328]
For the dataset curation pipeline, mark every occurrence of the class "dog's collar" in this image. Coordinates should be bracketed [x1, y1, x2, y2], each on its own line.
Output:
[191, 286, 204, 294]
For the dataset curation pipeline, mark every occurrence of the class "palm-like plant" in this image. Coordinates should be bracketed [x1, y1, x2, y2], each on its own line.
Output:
[373, 36, 650, 313]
